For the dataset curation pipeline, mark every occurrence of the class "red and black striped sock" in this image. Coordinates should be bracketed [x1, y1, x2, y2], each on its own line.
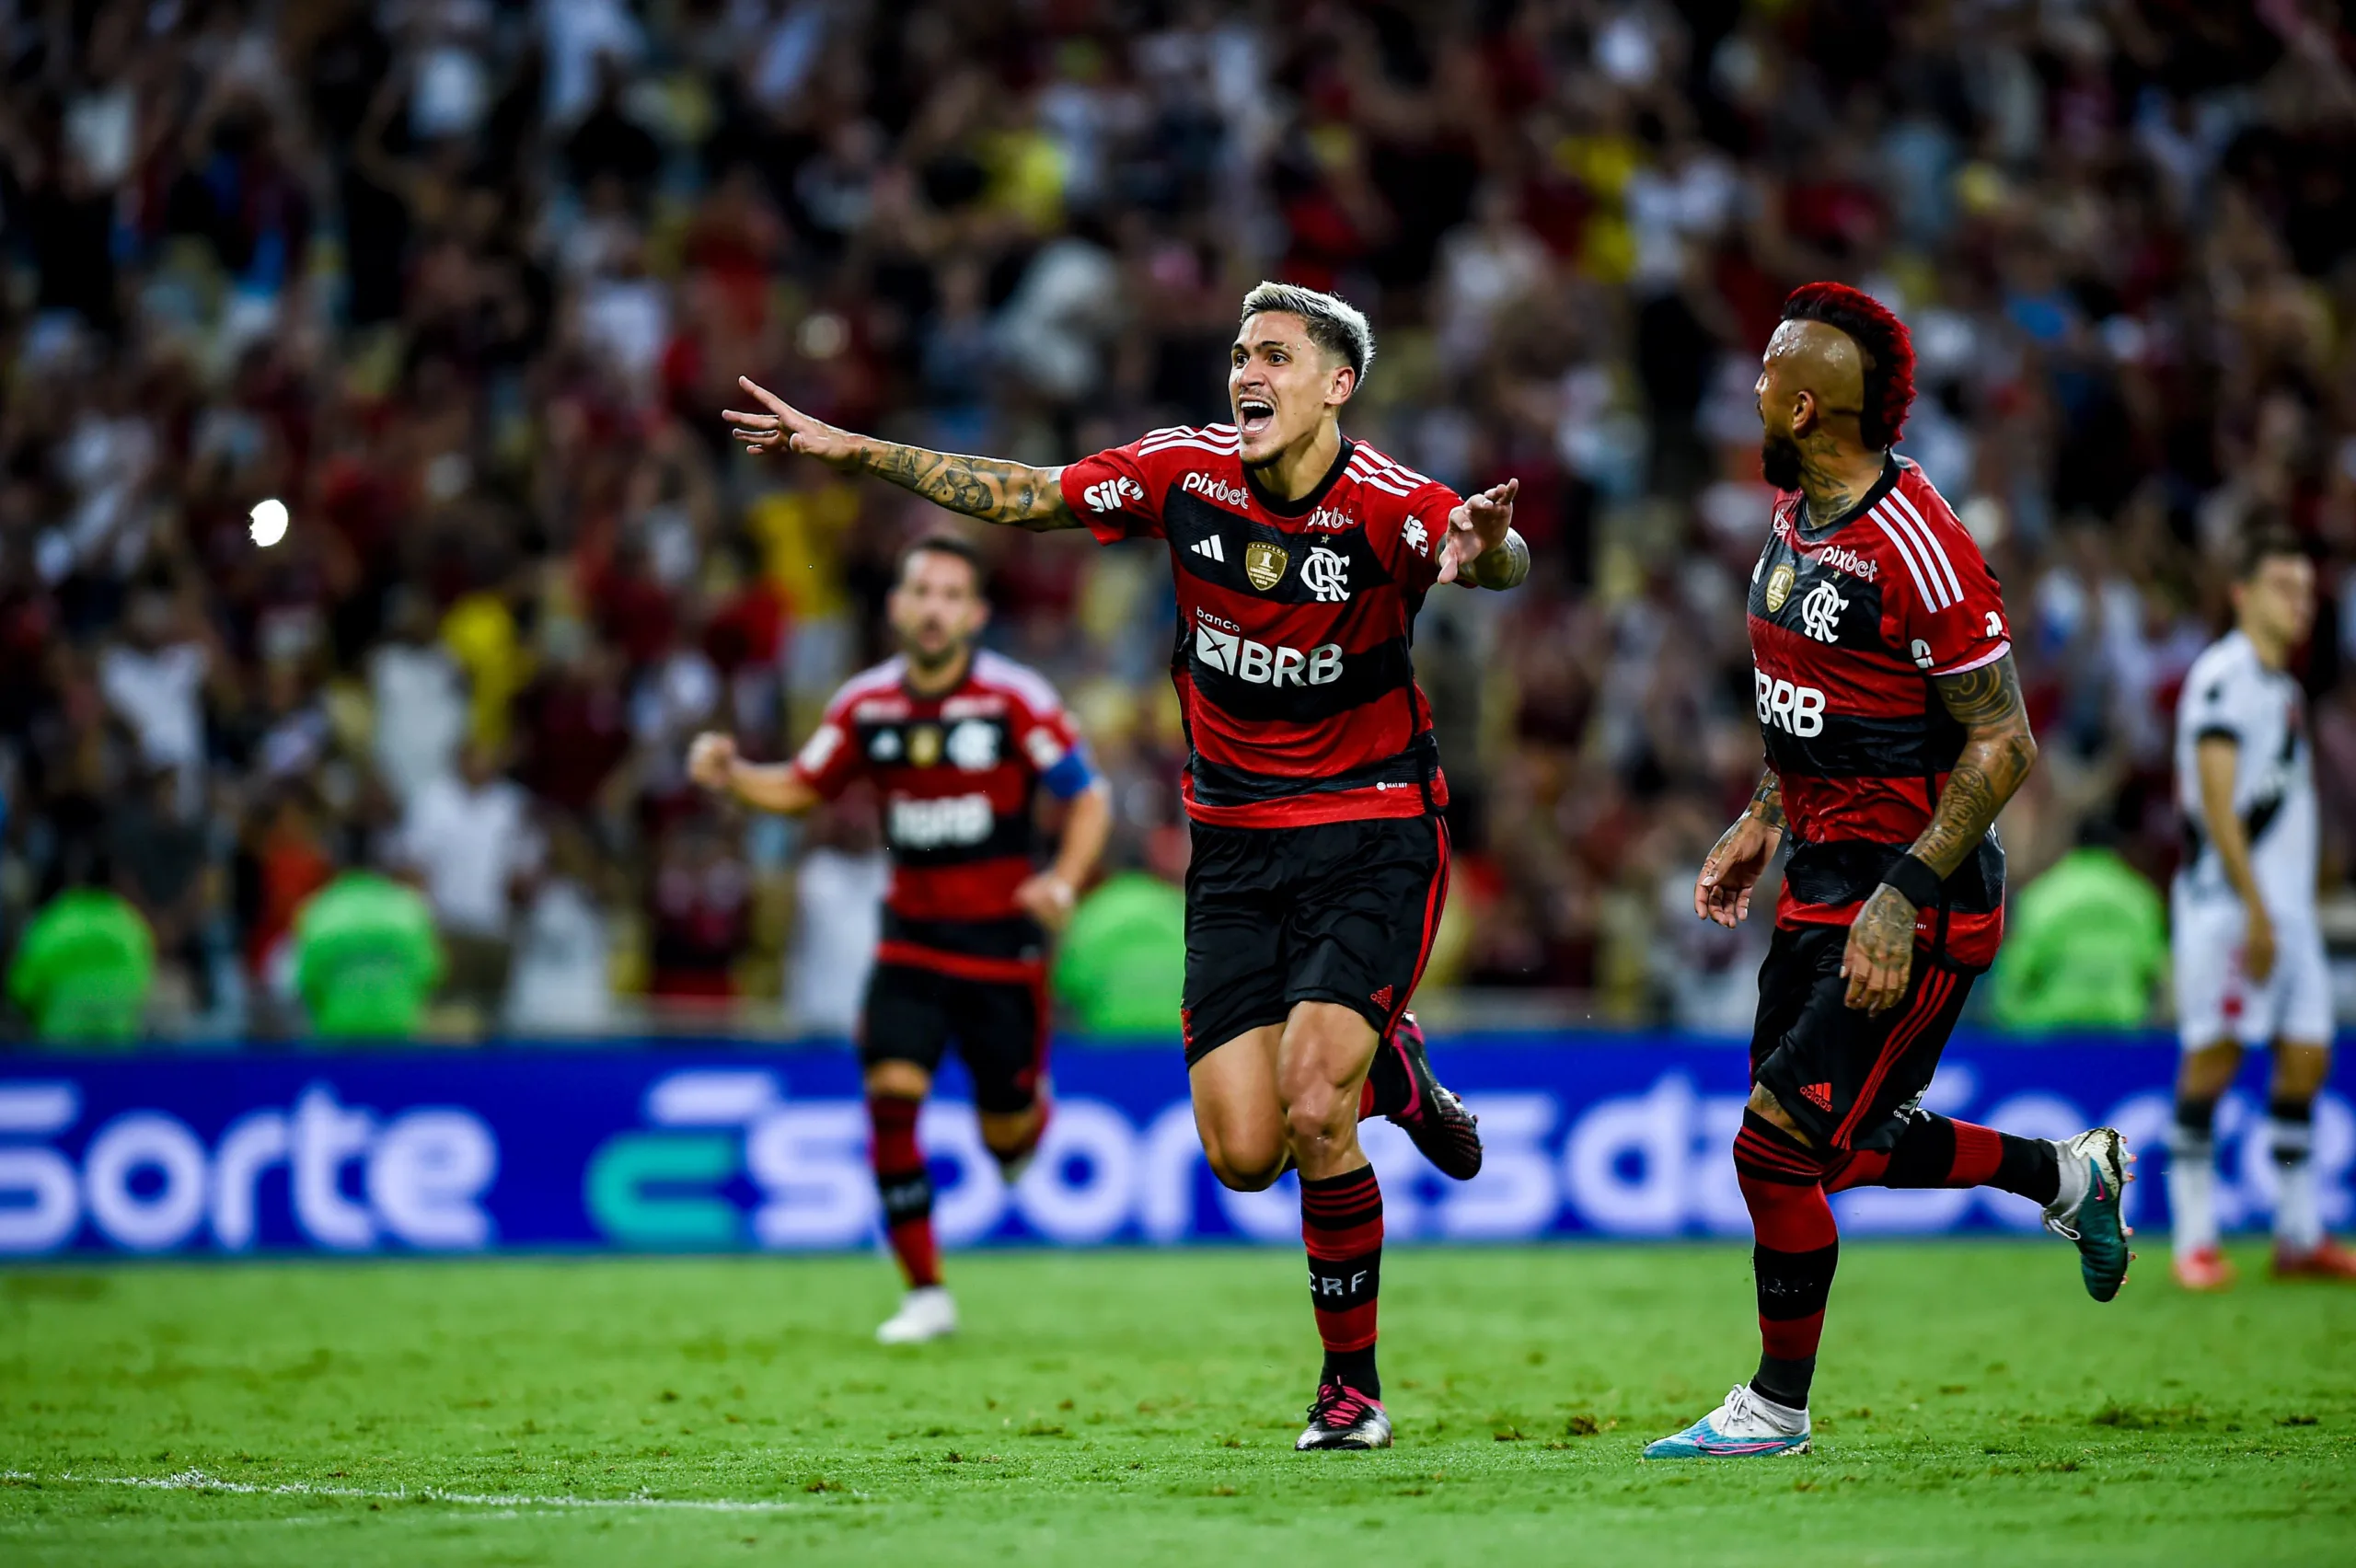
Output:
[1300, 1165, 1383, 1397]
[1830, 1114, 2059, 1205]
[1734, 1111, 1836, 1412]
[867, 1095, 941, 1289]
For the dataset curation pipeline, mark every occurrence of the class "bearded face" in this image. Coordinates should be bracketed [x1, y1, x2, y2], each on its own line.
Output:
[1761, 430, 1804, 493]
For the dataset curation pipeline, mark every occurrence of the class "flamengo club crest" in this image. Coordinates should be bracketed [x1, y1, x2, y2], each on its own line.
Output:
[1764, 562, 1796, 614]
[1244, 541, 1289, 592]
[1300, 547, 1350, 603]
[1799, 579, 1846, 643]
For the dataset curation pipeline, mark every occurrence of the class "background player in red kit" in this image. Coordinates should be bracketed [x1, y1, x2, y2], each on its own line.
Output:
[1645, 285, 2137, 1459]
[722, 281, 1529, 1449]
[688, 536, 1111, 1344]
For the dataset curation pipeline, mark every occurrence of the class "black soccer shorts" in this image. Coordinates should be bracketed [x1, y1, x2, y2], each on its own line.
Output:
[860, 961, 1048, 1114]
[1749, 922, 1981, 1153]
[1180, 814, 1450, 1066]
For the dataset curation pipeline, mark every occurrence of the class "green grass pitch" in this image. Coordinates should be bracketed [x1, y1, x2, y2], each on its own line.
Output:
[3, 1242, 2350, 1565]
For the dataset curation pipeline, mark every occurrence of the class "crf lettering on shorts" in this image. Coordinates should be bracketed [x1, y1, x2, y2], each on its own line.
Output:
[1195, 622, 1344, 686]
[1754, 670, 1826, 737]
[887, 793, 994, 849]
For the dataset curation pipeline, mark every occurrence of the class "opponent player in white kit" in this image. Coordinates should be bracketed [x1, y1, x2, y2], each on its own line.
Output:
[2167, 529, 2356, 1288]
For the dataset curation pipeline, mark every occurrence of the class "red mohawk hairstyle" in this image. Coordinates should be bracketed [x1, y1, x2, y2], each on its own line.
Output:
[1780, 282, 1917, 451]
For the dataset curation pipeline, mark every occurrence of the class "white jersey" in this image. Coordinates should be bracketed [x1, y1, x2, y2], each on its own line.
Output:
[2171, 630, 2316, 922]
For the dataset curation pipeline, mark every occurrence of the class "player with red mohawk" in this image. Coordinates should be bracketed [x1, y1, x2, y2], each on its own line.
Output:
[1645, 284, 2135, 1459]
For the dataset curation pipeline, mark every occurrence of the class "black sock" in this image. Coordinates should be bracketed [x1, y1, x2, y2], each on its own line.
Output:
[2269, 1094, 2316, 1168]
[1751, 1355, 1816, 1412]
[1322, 1345, 1380, 1399]
[1992, 1133, 2061, 1205]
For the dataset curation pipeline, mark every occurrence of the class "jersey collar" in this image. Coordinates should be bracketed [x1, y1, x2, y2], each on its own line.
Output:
[1242, 436, 1356, 518]
[1796, 453, 1900, 539]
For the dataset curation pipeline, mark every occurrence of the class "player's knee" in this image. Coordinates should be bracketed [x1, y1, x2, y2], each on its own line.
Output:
[1201, 1125, 1287, 1191]
[864, 1059, 931, 1101]
[2271, 1044, 2331, 1103]
[1281, 1086, 1355, 1158]
[2177, 1043, 2240, 1101]
[978, 1106, 1042, 1161]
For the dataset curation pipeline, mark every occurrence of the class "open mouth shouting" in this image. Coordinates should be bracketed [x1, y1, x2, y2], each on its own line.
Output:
[1237, 396, 1276, 440]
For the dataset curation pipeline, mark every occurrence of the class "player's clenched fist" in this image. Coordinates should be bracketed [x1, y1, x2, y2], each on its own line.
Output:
[687, 731, 739, 791]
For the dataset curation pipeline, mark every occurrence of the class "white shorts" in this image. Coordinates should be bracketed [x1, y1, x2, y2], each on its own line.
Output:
[2172, 894, 2334, 1050]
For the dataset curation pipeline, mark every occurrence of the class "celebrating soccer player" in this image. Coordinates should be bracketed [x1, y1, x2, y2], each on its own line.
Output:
[1644, 284, 2135, 1460]
[2165, 529, 2355, 1288]
[689, 536, 1112, 1343]
[721, 282, 1526, 1449]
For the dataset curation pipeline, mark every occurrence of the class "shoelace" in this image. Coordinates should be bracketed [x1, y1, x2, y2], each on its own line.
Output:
[1716, 1383, 1802, 1436]
[1311, 1384, 1373, 1428]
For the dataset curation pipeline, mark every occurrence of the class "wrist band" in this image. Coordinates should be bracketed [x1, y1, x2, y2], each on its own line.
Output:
[1881, 853, 1944, 909]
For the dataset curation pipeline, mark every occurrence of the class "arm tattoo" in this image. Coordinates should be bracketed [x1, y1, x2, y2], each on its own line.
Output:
[1467, 528, 1530, 590]
[1907, 652, 2038, 878]
[1747, 769, 1784, 831]
[859, 442, 1081, 531]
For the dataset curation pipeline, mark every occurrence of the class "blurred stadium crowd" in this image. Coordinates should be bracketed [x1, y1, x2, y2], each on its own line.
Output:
[4, 0, 2355, 1043]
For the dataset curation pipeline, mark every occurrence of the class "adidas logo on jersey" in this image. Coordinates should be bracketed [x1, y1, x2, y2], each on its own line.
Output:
[1192, 536, 1227, 562]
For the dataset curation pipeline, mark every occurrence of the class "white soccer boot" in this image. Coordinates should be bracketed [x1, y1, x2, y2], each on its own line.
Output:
[1643, 1383, 1812, 1458]
[875, 1286, 957, 1344]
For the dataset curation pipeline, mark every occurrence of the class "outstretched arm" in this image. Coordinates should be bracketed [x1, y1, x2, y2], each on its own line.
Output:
[1842, 654, 2039, 1012]
[725, 377, 1081, 532]
[687, 732, 823, 815]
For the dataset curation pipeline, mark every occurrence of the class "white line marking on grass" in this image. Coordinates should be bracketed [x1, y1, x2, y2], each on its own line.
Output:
[2, 1469, 826, 1513]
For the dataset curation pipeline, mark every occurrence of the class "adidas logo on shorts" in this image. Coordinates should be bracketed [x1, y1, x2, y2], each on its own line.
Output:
[1798, 1082, 1834, 1112]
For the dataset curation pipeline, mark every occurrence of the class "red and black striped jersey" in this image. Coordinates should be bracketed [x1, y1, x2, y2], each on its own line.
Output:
[790, 651, 1082, 975]
[1747, 456, 2012, 966]
[1059, 425, 1455, 829]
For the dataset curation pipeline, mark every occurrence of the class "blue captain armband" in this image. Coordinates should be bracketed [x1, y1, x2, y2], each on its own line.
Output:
[1041, 744, 1100, 801]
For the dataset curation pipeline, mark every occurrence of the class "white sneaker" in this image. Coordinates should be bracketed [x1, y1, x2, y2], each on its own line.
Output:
[875, 1286, 957, 1344]
[1642, 1384, 1811, 1458]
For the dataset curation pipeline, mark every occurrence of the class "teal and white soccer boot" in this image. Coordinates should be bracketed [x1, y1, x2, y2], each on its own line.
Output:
[2043, 1127, 2133, 1303]
[1642, 1384, 1810, 1459]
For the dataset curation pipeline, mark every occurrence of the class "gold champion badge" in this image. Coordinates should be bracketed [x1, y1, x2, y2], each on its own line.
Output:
[907, 724, 942, 767]
[1244, 541, 1289, 592]
[1764, 562, 1796, 614]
